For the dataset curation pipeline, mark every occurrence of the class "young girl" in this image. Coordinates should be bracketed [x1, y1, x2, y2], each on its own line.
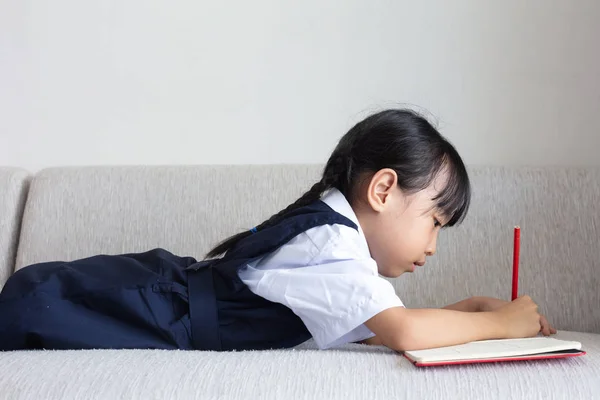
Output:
[0, 109, 556, 352]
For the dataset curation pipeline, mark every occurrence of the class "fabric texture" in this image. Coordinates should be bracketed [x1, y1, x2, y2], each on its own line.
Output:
[0, 331, 598, 400]
[239, 188, 403, 349]
[15, 165, 323, 270]
[0, 168, 29, 289]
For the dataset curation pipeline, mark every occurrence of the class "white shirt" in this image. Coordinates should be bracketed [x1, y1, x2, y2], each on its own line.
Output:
[237, 188, 404, 349]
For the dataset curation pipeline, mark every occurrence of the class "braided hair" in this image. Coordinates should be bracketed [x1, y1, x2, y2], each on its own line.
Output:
[206, 109, 470, 258]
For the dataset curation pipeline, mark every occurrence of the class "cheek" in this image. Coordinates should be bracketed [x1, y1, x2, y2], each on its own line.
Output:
[392, 219, 431, 257]
[376, 222, 412, 264]
[367, 211, 424, 271]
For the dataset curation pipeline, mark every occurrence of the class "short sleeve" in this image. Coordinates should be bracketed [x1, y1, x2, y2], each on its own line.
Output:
[250, 258, 404, 349]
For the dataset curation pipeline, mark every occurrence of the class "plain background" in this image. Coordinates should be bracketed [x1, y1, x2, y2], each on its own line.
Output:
[1, 0, 599, 171]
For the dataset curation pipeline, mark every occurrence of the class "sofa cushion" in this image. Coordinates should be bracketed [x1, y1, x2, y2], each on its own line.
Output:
[0, 331, 598, 400]
[0, 168, 29, 289]
[16, 165, 322, 269]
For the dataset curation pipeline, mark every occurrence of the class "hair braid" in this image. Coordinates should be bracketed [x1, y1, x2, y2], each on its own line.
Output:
[205, 154, 348, 258]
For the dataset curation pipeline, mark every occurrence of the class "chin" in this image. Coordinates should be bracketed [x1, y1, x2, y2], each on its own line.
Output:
[379, 269, 405, 279]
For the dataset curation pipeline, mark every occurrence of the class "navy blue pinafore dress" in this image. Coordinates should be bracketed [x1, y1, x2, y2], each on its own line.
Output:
[0, 200, 357, 351]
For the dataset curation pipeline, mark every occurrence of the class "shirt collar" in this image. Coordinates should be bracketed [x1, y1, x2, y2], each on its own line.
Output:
[320, 188, 370, 255]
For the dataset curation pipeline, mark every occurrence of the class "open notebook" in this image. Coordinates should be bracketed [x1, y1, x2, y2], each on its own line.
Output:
[403, 337, 585, 367]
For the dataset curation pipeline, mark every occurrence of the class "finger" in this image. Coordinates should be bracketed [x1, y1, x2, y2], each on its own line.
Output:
[540, 315, 551, 336]
[541, 315, 557, 335]
[538, 315, 546, 335]
[542, 321, 551, 336]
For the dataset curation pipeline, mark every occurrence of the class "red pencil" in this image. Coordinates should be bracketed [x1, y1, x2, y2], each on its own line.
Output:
[512, 226, 520, 301]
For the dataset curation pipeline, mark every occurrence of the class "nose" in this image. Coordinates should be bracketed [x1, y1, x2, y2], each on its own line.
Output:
[425, 231, 438, 256]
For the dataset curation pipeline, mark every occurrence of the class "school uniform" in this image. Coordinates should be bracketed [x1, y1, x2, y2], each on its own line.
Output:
[0, 188, 403, 351]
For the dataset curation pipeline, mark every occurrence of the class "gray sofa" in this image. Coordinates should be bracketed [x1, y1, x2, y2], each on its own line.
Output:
[0, 165, 599, 400]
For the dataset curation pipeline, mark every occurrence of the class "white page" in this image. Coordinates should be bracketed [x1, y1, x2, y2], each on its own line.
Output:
[404, 337, 582, 363]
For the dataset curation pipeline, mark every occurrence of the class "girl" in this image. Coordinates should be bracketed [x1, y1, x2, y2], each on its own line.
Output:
[0, 109, 556, 352]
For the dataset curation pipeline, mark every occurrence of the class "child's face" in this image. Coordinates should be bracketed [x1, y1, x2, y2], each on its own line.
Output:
[355, 169, 447, 278]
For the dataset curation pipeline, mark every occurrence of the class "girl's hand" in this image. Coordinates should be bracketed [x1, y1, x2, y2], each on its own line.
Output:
[477, 296, 557, 336]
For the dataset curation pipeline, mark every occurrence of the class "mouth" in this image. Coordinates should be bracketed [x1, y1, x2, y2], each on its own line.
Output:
[410, 261, 425, 272]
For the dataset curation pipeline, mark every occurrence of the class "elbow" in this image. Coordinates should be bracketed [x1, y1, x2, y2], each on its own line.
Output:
[388, 337, 419, 351]
[364, 307, 426, 352]
[389, 328, 422, 352]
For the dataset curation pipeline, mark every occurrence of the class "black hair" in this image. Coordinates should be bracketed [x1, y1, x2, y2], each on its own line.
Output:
[206, 109, 471, 258]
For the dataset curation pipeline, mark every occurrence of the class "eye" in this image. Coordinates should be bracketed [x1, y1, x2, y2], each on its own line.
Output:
[433, 217, 442, 228]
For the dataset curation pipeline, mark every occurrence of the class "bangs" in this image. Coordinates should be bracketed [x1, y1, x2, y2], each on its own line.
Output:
[430, 151, 471, 227]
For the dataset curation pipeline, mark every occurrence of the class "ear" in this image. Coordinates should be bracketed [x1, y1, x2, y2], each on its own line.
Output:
[366, 169, 398, 212]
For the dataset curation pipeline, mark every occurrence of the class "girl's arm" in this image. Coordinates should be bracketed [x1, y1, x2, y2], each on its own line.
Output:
[364, 307, 504, 351]
[364, 296, 542, 351]
[360, 297, 490, 346]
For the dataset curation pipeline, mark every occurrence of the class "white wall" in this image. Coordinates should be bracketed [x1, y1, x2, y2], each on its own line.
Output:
[1, 0, 599, 171]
